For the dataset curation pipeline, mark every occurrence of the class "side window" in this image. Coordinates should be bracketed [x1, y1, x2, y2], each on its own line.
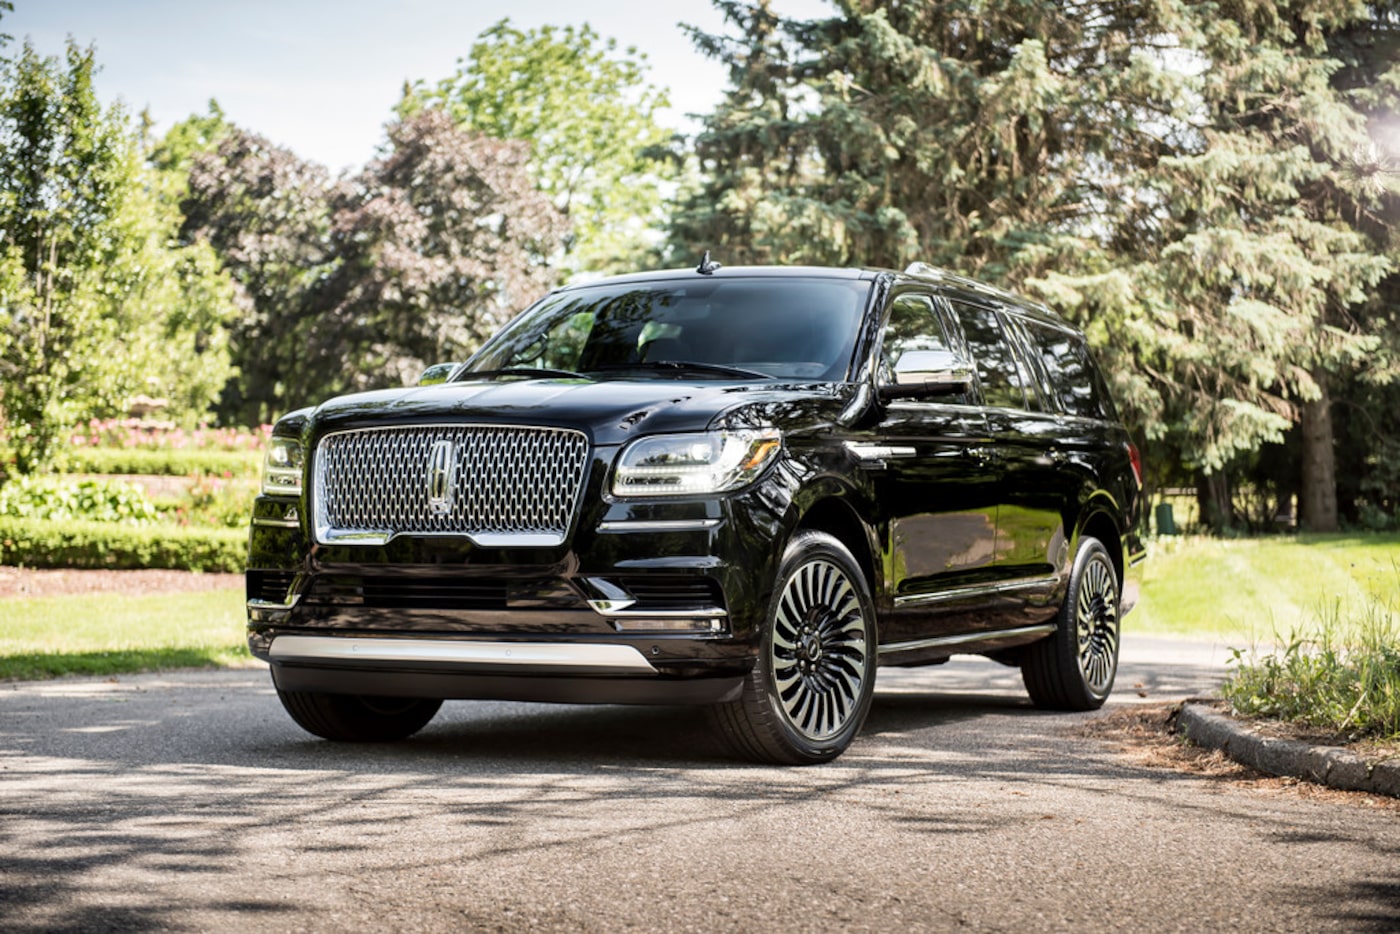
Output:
[880, 293, 952, 373]
[949, 300, 1026, 410]
[1022, 320, 1111, 419]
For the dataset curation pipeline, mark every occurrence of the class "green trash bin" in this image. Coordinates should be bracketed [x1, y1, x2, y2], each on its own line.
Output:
[1154, 502, 1177, 536]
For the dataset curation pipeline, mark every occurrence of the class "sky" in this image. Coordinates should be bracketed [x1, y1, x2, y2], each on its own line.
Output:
[4, 0, 832, 174]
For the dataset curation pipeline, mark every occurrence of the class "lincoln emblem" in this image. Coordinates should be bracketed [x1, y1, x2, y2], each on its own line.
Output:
[426, 439, 456, 515]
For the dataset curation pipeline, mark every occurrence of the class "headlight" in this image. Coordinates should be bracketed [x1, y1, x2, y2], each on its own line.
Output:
[613, 430, 782, 497]
[262, 437, 304, 496]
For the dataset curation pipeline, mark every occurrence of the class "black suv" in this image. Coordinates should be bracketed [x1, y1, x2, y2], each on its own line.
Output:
[247, 262, 1144, 764]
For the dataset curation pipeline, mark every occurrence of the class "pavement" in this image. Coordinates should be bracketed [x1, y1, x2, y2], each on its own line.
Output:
[2, 633, 1398, 932]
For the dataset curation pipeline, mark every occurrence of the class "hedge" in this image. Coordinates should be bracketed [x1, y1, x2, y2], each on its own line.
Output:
[0, 517, 246, 572]
[59, 447, 260, 478]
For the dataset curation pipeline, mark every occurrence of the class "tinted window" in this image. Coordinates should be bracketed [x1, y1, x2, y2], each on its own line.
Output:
[881, 293, 951, 366]
[878, 293, 974, 405]
[1022, 319, 1112, 419]
[470, 278, 871, 381]
[949, 300, 1026, 410]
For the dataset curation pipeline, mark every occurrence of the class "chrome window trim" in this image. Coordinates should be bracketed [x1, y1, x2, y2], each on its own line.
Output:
[268, 635, 658, 673]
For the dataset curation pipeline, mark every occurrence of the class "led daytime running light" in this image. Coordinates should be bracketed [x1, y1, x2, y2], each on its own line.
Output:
[614, 430, 782, 497]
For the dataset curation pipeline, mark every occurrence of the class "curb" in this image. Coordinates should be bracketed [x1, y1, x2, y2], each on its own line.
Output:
[1176, 703, 1400, 799]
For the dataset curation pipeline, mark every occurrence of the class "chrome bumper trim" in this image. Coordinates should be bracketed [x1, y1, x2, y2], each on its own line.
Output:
[878, 623, 1056, 657]
[586, 600, 727, 620]
[596, 519, 721, 532]
[268, 636, 659, 673]
[252, 517, 301, 529]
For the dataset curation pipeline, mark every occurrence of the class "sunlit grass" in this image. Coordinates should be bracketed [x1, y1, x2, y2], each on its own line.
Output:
[1223, 597, 1400, 741]
[0, 589, 251, 680]
[1131, 533, 1400, 643]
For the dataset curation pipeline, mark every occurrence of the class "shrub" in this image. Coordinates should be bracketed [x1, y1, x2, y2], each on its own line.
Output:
[163, 471, 260, 529]
[0, 476, 161, 524]
[58, 446, 260, 477]
[69, 418, 269, 453]
[0, 516, 246, 572]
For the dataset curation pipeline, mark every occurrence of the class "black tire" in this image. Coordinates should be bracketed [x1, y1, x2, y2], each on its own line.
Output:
[710, 530, 877, 765]
[276, 690, 442, 742]
[1021, 536, 1120, 710]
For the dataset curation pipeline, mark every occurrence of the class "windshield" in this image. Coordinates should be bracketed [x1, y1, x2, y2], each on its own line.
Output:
[466, 277, 872, 381]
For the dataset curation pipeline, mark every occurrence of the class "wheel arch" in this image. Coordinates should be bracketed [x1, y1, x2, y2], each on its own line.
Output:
[1076, 504, 1123, 589]
[793, 494, 879, 606]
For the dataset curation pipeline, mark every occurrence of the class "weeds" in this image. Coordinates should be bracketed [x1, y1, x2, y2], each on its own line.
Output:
[1223, 596, 1400, 741]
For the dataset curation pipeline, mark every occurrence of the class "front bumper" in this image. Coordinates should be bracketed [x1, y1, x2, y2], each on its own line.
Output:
[245, 458, 796, 704]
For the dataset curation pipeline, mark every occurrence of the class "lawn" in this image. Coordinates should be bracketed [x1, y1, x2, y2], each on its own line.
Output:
[2, 533, 1397, 681]
[0, 589, 250, 680]
[1132, 532, 1400, 644]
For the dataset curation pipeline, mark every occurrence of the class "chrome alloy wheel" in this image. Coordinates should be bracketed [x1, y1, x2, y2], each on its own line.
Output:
[1076, 552, 1120, 694]
[770, 557, 870, 741]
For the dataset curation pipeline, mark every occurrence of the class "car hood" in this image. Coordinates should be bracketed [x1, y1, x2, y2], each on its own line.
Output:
[303, 377, 847, 447]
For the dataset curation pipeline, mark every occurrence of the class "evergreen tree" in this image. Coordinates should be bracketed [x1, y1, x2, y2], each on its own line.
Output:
[677, 1, 1399, 529]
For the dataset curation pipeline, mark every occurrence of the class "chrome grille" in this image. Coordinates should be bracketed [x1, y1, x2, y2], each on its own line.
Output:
[313, 425, 590, 546]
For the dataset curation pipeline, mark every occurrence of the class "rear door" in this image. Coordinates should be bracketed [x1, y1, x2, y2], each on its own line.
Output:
[948, 298, 1071, 619]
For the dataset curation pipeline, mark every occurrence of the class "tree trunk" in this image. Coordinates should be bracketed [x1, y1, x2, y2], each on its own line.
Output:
[1196, 471, 1232, 532]
[1299, 371, 1339, 532]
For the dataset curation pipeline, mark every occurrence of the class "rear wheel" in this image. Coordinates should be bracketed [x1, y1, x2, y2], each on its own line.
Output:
[276, 690, 442, 742]
[1021, 536, 1120, 710]
[710, 530, 876, 765]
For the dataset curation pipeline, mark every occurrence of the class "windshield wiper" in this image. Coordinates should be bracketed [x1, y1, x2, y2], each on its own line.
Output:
[592, 361, 772, 380]
[458, 367, 591, 381]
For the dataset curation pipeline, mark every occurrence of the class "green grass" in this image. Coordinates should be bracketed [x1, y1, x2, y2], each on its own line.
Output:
[1222, 601, 1400, 741]
[1132, 532, 1400, 642]
[0, 589, 250, 680]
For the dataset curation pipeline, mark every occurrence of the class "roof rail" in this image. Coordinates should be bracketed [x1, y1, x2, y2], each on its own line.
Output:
[903, 262, 945, 281]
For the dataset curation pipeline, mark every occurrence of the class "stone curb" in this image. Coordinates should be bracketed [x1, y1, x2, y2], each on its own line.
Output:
[1176, 703, 1400, 799]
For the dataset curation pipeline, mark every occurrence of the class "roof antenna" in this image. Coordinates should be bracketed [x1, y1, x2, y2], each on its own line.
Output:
[696, 250, 722, 275]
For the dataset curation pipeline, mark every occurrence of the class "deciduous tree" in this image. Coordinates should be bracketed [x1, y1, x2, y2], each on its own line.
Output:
[0, 40, 236, 474]
[400, 19, 676, 275]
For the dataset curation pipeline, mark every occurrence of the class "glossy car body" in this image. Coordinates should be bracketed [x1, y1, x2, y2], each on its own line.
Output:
[247, 263, 1145, 762]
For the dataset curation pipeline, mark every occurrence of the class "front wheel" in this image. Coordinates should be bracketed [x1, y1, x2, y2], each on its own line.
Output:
[710, 530, 877, 765]
[276, 689, 442, 742]
[1021, 536, 1120, 710]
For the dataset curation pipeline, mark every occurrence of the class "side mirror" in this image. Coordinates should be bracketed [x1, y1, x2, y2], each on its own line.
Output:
[416, 363, 460, 386]
[881, 350, 974, 400]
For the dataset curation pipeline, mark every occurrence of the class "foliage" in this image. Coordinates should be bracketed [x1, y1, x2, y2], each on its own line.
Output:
[401, 18, 676, 275]
[182, 112, 566, 418]
[0, 589, 248, 681]
[69, 416, 267, 452]
[0, 475, 161, 524]
[674, 1, 1190, 274]
[1224, 597, 1400, 741]
[316, 110, 567, 389]
[57, 446, 259, 478]
[676, 1, 1400, 528]
[0, 515, 245, 571]
[181, 127, 337, 424]
[159, 470, 258, 530]
[0, 40, 237, 475]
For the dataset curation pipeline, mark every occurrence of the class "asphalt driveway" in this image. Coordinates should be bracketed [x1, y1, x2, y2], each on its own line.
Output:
[2, 635, 1396, 931]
